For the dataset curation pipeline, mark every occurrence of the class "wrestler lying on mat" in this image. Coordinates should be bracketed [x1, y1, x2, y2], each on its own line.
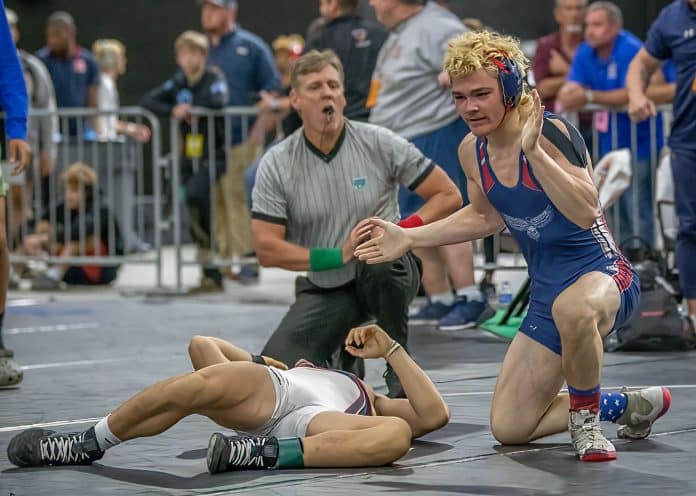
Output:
[7, 324, 450, 473]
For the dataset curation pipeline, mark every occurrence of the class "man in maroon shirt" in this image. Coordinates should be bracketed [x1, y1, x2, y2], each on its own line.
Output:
[532, 0, 586, 111]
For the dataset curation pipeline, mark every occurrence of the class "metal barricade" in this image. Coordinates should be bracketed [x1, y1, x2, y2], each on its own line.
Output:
[4, 106, 168, 288]
[163, 103, 674, 285]
[169, 106, 268, 290]
[561, 104, 673, 248]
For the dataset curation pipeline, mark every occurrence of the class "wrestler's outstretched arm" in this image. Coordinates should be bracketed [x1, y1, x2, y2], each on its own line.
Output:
[188, 335, 288, 370]
[344, 324, 450, 438]
[354, 134, 505, 264]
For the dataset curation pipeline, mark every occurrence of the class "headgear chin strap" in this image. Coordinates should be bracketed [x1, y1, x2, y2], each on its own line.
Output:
[490, 57, 523, 109]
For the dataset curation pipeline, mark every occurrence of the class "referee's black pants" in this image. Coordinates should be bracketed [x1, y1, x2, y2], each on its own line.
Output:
[261, 252, 420, 379]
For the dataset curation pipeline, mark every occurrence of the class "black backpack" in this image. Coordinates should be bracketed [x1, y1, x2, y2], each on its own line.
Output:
[604, 280, 696, 352]
[604, 238, 696, 352]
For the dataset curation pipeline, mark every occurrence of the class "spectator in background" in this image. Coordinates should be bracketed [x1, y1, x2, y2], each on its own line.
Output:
[199, 0, 282, 283]
[91, 39, 150, 143]
[5, 8, 57, 239]
[368, 0, 490, 331]
[92, 38, 152, 255]
[461, 17, 485, 32]
[244, 34, 305, 213]
[533, 0, 586, 110]
[305, 0, 388, 121]
[36, 11, 99, 140]
[0, 1, 32, 388]
[557, 1, 675, 247]
[532, 0, 591, 146]
[305, 16, 326, 41]
[23, 163, 123, 291]
[626, 0, 696, 330]
[256, 34, 304, 137]
[140, 31, 229, 292]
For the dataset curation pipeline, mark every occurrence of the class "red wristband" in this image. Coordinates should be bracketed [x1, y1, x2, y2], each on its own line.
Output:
[397, 214, 424, 229]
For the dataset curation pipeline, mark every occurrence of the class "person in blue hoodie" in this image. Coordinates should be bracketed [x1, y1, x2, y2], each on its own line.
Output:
[0, 1, 32, 387]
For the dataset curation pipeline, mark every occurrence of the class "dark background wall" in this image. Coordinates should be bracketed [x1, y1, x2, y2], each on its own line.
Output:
[7, 0, 673, 106]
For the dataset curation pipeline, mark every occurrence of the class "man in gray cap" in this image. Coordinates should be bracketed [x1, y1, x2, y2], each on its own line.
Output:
[197, 0, 282, 284]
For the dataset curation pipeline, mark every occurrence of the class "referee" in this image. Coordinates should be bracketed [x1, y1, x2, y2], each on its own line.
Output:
[251, 50, 462, 397]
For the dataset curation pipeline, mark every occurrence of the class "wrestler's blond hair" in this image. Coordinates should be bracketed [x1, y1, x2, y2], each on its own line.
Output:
[444, 30, 532, 110]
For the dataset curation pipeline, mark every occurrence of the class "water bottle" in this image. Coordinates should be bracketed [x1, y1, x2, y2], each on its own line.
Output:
[498, 281, 513, 308]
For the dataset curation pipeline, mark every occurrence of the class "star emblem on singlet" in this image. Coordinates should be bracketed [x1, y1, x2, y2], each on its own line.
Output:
[502, 205, 555, 241]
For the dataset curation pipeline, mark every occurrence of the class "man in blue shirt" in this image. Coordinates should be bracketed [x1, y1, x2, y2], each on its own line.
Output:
[627, 0, 696, 329]
[0, 1, 31, 387]
[36, 11, 99, 139]
[558, 1, 674, 247]
[198, 0, 282, 275]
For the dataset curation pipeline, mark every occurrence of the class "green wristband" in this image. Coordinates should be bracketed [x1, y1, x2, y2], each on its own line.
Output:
[309, 248, 343, 272]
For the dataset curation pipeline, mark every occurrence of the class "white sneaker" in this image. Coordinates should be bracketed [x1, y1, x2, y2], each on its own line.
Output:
[0, 350, 24, 386]
[569, 409, 617, 462]
[617, 386, 671, 439]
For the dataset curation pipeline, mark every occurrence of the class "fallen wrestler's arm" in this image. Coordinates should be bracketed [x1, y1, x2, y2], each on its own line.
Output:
[344, 324, 450, 438]
[188, 334, 288, 370]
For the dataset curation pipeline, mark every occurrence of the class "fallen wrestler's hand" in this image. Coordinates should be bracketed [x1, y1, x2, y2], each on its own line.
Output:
[354, 218, 410, 264]
[344, 324, 393, 359]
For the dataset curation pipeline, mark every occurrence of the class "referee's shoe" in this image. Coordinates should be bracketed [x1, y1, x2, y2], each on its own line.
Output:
[384, 365, 406, 398]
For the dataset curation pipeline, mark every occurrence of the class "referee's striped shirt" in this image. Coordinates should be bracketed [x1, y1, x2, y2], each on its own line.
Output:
[252, 119, 435, 288]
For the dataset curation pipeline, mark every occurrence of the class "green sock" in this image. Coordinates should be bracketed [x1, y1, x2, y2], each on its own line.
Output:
[273, 437, 304, 469]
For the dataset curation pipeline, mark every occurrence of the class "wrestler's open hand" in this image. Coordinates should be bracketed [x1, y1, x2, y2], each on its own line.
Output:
[521, 89, 544, 155]
[260, 355, 288, 370]
[342, 218, 376, 264]
[354, 217, 410, 264]
[345, 324, 393, 359]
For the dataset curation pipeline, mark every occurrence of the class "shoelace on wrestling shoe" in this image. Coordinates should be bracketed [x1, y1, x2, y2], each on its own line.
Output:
[39, 432, 97, 465]
[570, 410, 615, 459]
[228, 437, 267, 469]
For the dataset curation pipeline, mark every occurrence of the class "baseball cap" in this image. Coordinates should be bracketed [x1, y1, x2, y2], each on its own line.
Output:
[197, 0, 237, 8]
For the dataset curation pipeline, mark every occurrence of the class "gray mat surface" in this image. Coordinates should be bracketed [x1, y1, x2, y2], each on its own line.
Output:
[1, 295, 695, 495]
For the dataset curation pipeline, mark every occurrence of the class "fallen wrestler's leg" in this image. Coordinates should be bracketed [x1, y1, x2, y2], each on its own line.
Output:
[206, 324, 447, 474]
[7, 362, 276, 468]
[206, 410, 413, 474]
[302, 411, 412, 467]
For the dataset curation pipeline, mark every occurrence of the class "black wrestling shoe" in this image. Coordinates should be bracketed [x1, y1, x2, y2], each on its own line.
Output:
[207, 433, 278, 474]
[7, 426, 104, 467]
